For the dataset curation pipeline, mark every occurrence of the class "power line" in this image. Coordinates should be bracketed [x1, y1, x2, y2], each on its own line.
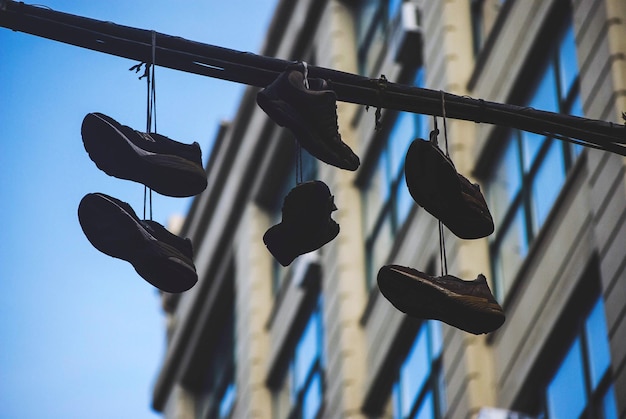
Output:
[1, 0, 625, 154]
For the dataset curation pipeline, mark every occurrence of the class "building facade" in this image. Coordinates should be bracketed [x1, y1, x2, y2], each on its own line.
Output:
[152, 0, 626, 418]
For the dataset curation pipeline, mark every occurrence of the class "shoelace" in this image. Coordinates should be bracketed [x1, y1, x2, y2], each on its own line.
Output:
[136, 131, 156, 142]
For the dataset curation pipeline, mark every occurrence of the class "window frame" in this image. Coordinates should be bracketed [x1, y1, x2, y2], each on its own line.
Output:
[540, 296, 617, 419]
[487, 14, 583, 301]
[391, 321, 445, 419]
[271, 297, 325, 419]
[357, 0, 407, 76]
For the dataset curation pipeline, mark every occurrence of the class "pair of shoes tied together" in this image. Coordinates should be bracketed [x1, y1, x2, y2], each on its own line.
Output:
[377, 265, 505, 335]
[405, 138, 494, 239]
[257, 67, 360, 171]
[264, 180, 340, 266]
[80, 112, 206, 293]
[82, 112, 207, 197]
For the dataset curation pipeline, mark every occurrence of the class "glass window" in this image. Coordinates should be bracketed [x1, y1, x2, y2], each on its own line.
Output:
[585, 299, 612, 390]
[218, 383, 237, 419]
[602, 386, 618, 419]
[530, 140, 566, 230]
[486, 17, 582, 299]
[543, 296, 616, 419]
[196, 296, 237, 419]
[392, 321, 445, 419]
[557, 24, 578, 98]
[488, 137, 522, 226]
[357, 0, 419, 75]
[389, 0, 403, 19]
[492, 205, 527, 294]
[273, 299, 325, 419]
[363, 69, 428, 289]
[547, 338, 587, 419]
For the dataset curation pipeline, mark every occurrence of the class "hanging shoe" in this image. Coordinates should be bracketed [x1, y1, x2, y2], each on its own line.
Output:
[81, 113, 207, 197]
[257, 69, 360, 171]
[78, 192, 198, 293]
[263, 180, 340, 266]
[404, 138, 494, 239]
[377, 265, 505, 335]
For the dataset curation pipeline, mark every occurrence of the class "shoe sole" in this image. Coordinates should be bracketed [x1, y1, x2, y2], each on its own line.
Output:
[78, 193, 197, 293]
[81, 113, 207, 197]
[378, 266, 505, 334]
[256, 91, 359, 171]
[405, 140, 494, 239]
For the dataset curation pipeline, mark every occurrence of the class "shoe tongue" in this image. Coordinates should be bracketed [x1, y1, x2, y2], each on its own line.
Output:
[136, 132, 156, 142]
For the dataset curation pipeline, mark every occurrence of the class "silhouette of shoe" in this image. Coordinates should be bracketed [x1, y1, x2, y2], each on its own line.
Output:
[377, 265, 505, 335]
[257, 68, 360, 171]
[405, 138, 494, 239]
[78, 192, 197, 293]
[81, 112, 207, 197]
[263, 180, 340, 266]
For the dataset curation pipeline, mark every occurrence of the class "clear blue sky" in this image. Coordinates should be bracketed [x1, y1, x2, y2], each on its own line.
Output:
[0, 1, 276, 417]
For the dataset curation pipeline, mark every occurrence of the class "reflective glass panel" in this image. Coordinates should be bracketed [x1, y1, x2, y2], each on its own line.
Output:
[558, 24, 579, 97]
[521, 130, 546, 172]
[495, 205, 527, 296]
[400, 327, 429, 417]
[395, 171, 415, 228]
[487, 137, 522, 226]
[585, 298, 612, 390]
[294, 313, 319, 395]
[528, 64, 559, 113]
[364, 150, 390, 235]
[392, 381, 402, 419]
[602, 385, 618, 419]
[303, 371, 323, 419]
[371, 215, 394, 277]
[569, 93, 584, 117]
[218, 383, 237, 419]
[531, 141, 565, 231]
[389, 0, 403, 19]
[390, 112, 416, 176]
[413, 391, 434, 419]
[428, 321, 442, 359]
[547, 338, 587, 419]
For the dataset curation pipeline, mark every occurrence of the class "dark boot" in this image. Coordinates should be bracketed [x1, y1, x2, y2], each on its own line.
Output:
[263, 180, 340, 266]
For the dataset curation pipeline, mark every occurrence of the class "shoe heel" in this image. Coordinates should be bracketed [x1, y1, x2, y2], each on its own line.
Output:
[78, 193, 141, 260]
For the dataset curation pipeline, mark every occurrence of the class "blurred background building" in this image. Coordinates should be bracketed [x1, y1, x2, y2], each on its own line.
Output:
[152, 0, 626, 417]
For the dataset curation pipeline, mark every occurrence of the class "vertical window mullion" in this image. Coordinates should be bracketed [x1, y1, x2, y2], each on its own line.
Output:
[578, 320, 597, 419]
[516, 131, 535, 247]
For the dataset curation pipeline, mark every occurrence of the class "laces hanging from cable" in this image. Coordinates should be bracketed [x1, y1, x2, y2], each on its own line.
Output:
[436, 90, 450, 277]
[295, 142, 303, 185]
[302, 61, 310, 90]
[293, 61, 308, 186]
[143, 30, 157, 221]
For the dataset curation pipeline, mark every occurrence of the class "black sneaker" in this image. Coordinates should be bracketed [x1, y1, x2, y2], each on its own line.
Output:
[377, 265, 505, 335]
[263, 180, 340, 266]
[78, 192, 197, 293]
[405, 138, 494, 239]
[81, 113, 207, 197]
[257, 69, 360, 171]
